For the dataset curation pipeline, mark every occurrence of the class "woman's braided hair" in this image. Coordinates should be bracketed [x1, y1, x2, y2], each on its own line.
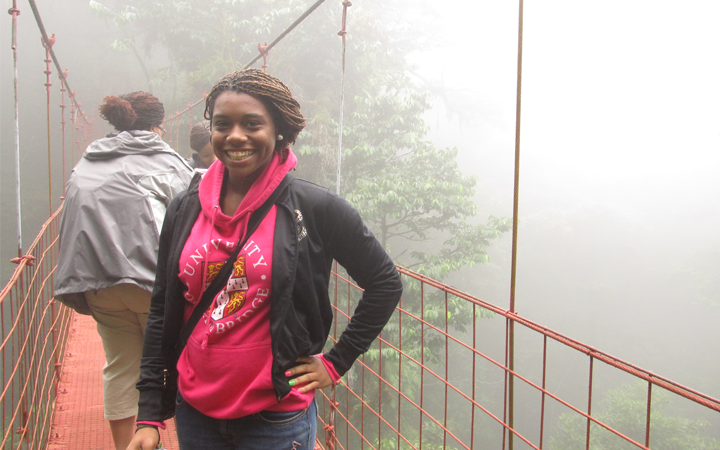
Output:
[99, 91, 164, 132]
[204, 69, 305, 150]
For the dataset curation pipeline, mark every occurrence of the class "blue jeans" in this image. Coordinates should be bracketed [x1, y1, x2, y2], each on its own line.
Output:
[175, 392, 317, 450]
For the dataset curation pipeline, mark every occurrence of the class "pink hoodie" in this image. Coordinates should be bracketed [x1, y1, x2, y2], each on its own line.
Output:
[175, 150, 316, 419]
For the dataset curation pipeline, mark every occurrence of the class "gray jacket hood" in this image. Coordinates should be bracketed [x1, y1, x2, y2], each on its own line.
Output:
[85, 130, 177, 160]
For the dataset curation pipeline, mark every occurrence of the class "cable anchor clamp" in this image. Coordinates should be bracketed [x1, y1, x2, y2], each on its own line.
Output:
[258, 42, 270, 72]
[10, 254, 36, 266]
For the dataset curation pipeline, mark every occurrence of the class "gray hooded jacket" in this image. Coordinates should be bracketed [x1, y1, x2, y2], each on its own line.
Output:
[54, 130, 194, 314]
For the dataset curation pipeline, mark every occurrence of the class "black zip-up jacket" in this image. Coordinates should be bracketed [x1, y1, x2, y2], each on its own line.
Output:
[137, 174, 403, 421]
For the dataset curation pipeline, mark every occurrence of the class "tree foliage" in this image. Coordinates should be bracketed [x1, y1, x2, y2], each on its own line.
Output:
[550, 383, 720, 450]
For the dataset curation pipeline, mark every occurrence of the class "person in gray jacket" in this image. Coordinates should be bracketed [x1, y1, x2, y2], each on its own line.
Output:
[53, 91, 193, 450]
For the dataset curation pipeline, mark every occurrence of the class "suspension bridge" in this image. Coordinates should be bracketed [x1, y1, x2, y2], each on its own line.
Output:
[2, 1, 719, 449]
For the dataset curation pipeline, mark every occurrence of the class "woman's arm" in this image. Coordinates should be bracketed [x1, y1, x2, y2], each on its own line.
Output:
[321, 193, 404, 376]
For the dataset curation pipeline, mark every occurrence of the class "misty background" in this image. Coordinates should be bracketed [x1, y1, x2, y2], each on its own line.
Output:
[1, 0, 718, 438]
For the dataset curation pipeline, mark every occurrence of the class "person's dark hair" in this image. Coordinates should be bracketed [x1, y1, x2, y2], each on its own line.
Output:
[98, 91, 165, 132]
[204, 69, 305, 150]
[189, 122, 211, 153]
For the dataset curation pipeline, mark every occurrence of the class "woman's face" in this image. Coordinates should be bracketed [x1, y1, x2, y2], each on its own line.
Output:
[211, 91, 277, 183]
[197, 142, 216, 167]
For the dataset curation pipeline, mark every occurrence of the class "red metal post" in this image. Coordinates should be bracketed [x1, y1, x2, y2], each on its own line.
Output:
[419, 281, 425, 447]
[443, 292, 449, 449]
[645, 381, 653, 447]
[42, 34, 55, 215]
[78, 101, 84, 152]
[585, 357, 595, 450]
[378, 323, 383, 448]
[70, 99, 76, 164]
[325, 261, 339, 450]
[59, 68, 68, 191]
[539, 335, 548, 448]
[188, 102, 194, 155]
[347, 280, 351, 450]
[397, 294, 403, 450]
[74, 91, 80, 159]
[471, 305, 477, 449]
[502, 319, 509, 450]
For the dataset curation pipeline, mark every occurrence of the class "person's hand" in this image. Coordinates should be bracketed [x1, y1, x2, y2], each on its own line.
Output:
[286, 355, 335, 394]
[126, 426, 160, 450]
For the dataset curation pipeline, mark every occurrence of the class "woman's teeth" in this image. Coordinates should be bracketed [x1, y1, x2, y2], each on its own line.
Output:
[227, 150, 252, 161]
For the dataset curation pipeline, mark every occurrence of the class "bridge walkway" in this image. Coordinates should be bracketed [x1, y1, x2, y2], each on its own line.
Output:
[47, 313, 179, 450]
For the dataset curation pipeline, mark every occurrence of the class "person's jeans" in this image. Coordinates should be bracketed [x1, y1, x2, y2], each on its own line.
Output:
[175, 392, 317, 450]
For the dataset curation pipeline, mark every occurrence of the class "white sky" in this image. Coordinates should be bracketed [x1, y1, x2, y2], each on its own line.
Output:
[410, 1, 720, 215]
[408, 1, 720, 392]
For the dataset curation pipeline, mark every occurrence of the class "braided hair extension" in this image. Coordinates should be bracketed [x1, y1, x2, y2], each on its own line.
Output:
[189, 121, 211, 152]
[204, 69, 305, 150]
[99, 91, 165, 132]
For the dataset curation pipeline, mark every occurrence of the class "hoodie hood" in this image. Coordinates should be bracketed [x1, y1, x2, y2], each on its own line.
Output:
[199, 148, 298, 228]
[84, 130, 179, 161]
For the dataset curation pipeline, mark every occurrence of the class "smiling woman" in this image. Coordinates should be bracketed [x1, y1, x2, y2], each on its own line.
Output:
[128, 69, 403, 450]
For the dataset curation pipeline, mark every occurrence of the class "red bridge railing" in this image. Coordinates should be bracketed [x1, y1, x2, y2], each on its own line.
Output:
[1, 214, 719, 450]
[1, 207, 73, 450]
[317, 266, 720, 450]
[7, 3, 718, 450]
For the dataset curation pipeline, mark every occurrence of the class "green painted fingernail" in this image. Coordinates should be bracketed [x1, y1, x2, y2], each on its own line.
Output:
[289, 380, 295, 386]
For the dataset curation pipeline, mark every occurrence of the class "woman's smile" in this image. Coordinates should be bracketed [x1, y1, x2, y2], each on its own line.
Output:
[225, 149, 255, 161]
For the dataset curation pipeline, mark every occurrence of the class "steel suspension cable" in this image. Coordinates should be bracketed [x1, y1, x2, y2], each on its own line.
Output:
[507, 1, 524, 449]
[325, 4, 351, 449]
[9, 1, 22, 258]
[164, 0, 329, 124]
[336, 1, 350, 195]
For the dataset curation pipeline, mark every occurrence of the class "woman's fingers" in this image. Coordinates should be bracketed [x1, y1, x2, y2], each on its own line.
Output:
[287, 355, 333, 393]
[125, 427, 159, 450]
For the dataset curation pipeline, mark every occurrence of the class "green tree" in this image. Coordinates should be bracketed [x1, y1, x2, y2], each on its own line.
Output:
[550, 383, 720, 450]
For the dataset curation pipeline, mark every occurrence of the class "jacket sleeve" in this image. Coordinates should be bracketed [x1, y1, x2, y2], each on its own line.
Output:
[136, 190, 185, 422]
[321, 193, 403, 376]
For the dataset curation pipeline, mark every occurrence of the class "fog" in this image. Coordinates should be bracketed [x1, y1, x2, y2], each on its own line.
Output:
[411, 1, 720, 400]
[1, 0, 718, 424]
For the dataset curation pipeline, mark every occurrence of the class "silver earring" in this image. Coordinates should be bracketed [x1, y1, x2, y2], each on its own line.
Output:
[277, 134, 283, 140]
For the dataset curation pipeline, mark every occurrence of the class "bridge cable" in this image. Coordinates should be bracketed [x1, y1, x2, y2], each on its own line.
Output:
[506, 1, 524, 449]
[335, 0, 351, 196]
[164, 0, 328, 124]
[8, 1, 22, 257]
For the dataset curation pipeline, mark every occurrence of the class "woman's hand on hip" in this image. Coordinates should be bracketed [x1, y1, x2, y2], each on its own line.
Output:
[286, 355, 335, 394]
[126, 426, 159, 450]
